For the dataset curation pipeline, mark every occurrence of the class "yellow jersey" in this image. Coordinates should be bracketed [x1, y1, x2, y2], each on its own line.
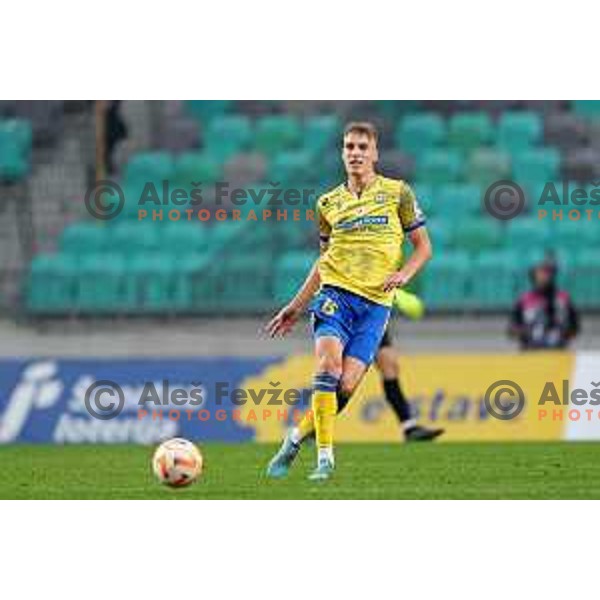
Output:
[317, 174, 425, 307]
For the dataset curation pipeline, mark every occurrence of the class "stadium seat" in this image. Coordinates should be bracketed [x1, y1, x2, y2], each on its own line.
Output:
[203, 115, 252, 161]
[60, 222, 111, 255]
[378, 150, 414, 181]
[110, 221, 163, 254]
[572, 101, 600, 119]
[255, 116, 302, 156]
[75, 254, 128, 313]
[435, 184, 481, 217]
[161, 222, 212, 255]
[274, 251, 318, 304]
[185, 100, 232, 122]
[563, 148, 600, 181]
[416, 150, 463, 185]
[543, 113, 587, 151]
[497, 112, 542, 152]
[173, 152, 221, 185]
[302, 115, 340, 153]
[129, 253, 175, 312]
[512, 148, 561, 183]
[568, 251, 600, 308]
[223, 152, 267, 187]
[270, 151, 315, 185]
[506, 218, 550, 251]
[465, 149, 511, 187]
[124, 152, 175, 186]
[469, 251, 517, 309]
[413, 183, 435, 215]
[0, 119, 32, 181]
[453, 218, 502, 253]
[420, 252, 472, 310]
[26, 254, 78, 314]
[447, 112, 494, 153]
[395, 113, 446, 159]
[424, 221, 452, 249]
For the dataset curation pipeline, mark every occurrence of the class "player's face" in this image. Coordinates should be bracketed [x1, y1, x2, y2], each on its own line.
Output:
[342, 132, 378, 177]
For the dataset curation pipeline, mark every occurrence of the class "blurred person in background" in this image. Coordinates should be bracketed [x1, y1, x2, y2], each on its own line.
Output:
[509, 257, 580, 350]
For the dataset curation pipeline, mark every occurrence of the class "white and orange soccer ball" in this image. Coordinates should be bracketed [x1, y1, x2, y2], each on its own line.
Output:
[152, 437, 203, 487]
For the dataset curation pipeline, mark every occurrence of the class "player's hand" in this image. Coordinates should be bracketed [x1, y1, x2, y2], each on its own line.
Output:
[383, 268, 413, 292]
[266, 304, 302, 338]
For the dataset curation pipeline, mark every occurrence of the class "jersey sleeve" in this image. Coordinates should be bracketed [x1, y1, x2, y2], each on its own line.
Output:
[398, 181, 426, 233]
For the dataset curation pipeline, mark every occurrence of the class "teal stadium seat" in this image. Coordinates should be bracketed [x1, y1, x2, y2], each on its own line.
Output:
[572, 101, 600, 119]
[124, 152, 175, 187]
[185, 100, 232, 121]
[110, 221, 162, 255]
[75, 254, 128, 313]
[512, 148, 561, 183]
[497, 112, 542, 152]
[447, 112, 494, 153]
[421, 252, 471, 310]
[255, 116, 302, 156]
[203, 115, 252, 161]
[303, 115, 340, 153]
[413, 183, 435, 215]
[416, 150, 463, 185]
[60, 222, 111, 255]
[174, 152, 221, 186]
[395, 113, 445, 159]
[453, 218, 502, 253]
[568, 251, 600, 309]
[270, 151, 315, 185]
[435, 184, 481, 217]
[274, 251, 318, 304]
[0, 119, 32, 181]
[465, 149, 511, 187]
[506, 218, 550, 251]
[27, 254, 78, 314]
[469, 251, 517, 309]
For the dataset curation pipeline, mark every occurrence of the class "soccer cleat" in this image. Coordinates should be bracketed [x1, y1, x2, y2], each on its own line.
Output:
[266, 433, 300, 479]
[308, 457, 335, 481]
[404, 425, 445, 442]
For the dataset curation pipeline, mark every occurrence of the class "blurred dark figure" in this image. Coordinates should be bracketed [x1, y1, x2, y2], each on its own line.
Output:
[509, 258, 579, 350]
[104, 101, 128, 176]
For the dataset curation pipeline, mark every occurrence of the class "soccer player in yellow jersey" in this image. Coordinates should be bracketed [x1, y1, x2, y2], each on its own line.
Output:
[266, 122, 433, 480]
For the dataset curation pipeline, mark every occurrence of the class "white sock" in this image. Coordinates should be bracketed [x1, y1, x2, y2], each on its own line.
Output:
[318, 447, 334, 465]
[402, 419, 417, 431]
[288, 427, 301, 445]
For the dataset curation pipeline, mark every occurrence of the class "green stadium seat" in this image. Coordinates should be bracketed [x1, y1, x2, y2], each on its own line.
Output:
[395, 113, 446, 159]
[26, 254, 78, 314]
[270, 151, 315, 185]
[162, 221, 212, 255]
[424, 221, 452, 249]
[469, 251, 517, 309]
[129, 253, 174, 312]
[75, 254, 128, 313]
[506, 218, 550, 251]
[465, 149, 511, 187]
[174, 152, 221, 186]
[512, 148, 561, 183]
[60, 222, 111, 255]
[572, 101, 600, 119]
[435, 184, 481, 217]
[453, 218, 502, 253]
[255, 116, 302, 156]
[124, 152, 174, 186]
[497, 112, 542, 152]
[110, 221, 162, 254]
[416, 150, 463, 185]
[303, 115, 340, 153]
[447, 112, 494, 152]
[185, 100, 232, 122]
[0, 119, 32, 181]
[413, 183, 435, 215]
[568, 251, 600, 308]
[274, 251, 318, 304]
[421, 252, 472, 310]
[203, 115, 252, 161]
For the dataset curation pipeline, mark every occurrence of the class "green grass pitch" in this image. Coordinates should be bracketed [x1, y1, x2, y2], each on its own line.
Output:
[2, 442, 600, 499]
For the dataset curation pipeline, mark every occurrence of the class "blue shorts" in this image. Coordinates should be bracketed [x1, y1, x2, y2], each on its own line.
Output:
[309, 285, 391, 366]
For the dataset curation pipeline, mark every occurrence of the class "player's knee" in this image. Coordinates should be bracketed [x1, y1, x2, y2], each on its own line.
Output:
[316, 354, 342, 377]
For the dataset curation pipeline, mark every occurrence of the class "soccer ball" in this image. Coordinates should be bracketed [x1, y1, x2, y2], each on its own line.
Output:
[152, 437, 203, 487]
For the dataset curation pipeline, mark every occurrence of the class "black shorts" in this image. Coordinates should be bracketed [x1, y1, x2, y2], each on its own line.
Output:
[379, 327, 393, 349]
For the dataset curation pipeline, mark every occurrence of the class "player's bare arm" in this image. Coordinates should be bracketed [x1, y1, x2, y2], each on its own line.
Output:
[383, 227, 432, 292]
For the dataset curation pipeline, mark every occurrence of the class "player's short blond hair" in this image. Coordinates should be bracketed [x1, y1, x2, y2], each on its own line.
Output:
[343, 121, 379, 144]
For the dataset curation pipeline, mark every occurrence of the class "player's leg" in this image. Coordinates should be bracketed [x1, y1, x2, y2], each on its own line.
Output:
[375, 337, 444, 442]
